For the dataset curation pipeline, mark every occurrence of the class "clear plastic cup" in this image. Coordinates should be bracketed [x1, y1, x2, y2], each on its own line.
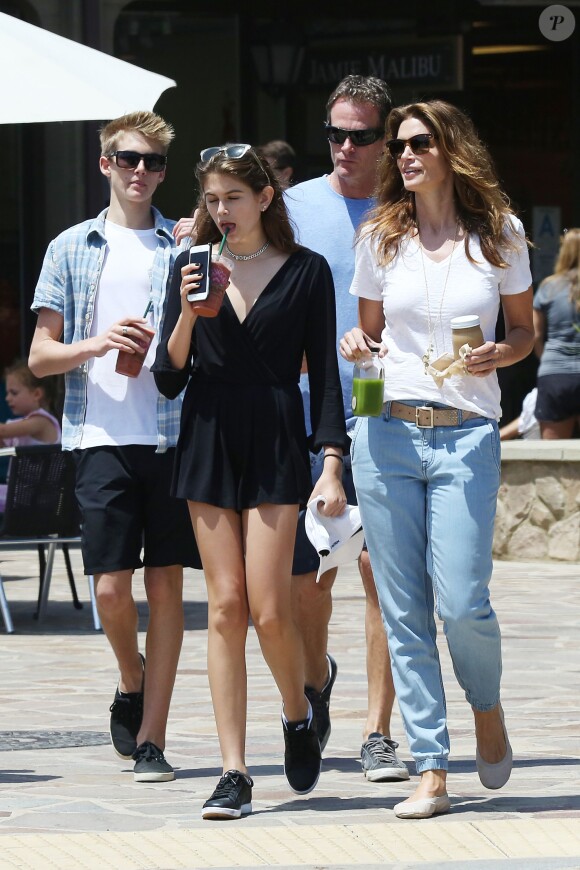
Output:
[352, 353, 384, 417]
[115, 324, 155, 378]
[191, 254, 233, 318]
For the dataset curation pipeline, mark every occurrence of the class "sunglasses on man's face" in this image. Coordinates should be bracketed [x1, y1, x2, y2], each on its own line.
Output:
[108, 150, 167, 172]
[386, 133, 435, 159]
[324, 124, 385, 147]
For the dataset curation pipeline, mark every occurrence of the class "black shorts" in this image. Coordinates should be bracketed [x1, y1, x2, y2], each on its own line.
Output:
[535, 373, 580, 422]
[292, 449, 364, 576]
[73, 445, 201, 575]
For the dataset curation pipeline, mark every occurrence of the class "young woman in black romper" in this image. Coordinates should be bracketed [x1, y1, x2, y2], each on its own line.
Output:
[153, 144, 349, 819]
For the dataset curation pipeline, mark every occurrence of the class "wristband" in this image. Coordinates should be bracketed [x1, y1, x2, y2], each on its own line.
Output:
[324, 453, 344, 463]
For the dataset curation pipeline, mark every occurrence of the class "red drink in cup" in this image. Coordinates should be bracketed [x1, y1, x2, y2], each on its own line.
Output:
[191, 254, 233, 318]
[115, 324, 156, 378]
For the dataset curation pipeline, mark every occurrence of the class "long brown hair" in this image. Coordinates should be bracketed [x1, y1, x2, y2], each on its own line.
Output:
[363, 100, 524, 268]
[194, 146, 299, 254]
[547, 228, 580, 310]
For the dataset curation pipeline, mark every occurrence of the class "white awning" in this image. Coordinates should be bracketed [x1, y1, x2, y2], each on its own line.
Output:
[0, 11, 176, 124]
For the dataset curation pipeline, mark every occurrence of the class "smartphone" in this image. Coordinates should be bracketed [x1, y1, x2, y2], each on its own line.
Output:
[186, 243, 211, 302]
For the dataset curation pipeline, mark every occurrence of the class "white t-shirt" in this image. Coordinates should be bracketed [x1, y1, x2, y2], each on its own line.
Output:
[349, 217, 532, 421]
[80, 221, 159, 448]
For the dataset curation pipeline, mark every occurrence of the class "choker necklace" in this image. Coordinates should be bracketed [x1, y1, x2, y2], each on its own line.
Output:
[417, 221, 459, 374]
[225, 240, 270, 261]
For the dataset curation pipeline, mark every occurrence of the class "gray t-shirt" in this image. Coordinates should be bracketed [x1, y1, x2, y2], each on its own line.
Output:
[533, 275, 580, 376]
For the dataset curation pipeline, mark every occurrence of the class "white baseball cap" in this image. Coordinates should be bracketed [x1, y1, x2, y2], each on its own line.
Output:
[305, 497, 364, 582]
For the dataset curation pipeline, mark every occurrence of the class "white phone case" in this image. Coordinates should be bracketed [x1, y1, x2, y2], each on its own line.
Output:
[186, 243, 211, 302]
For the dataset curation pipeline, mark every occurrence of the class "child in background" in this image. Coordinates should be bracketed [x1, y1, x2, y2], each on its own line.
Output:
[0, 360, 61, 511]
[499, 388, 540, 441]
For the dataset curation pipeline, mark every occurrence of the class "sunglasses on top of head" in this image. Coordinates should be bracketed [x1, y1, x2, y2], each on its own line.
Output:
[200, 143, 271, 184]
[107, 150, 167, 172]
[324, 123, 385, 147]
[200, 143, 255, 161]
[386, 133, 435, 159]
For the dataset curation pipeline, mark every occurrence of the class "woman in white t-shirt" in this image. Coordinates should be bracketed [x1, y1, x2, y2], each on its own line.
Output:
[340, 100, 533, 819]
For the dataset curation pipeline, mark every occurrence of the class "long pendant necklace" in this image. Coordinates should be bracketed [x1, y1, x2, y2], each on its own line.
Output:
[417, 222, 459, 373]
[225, 240, 270, 261]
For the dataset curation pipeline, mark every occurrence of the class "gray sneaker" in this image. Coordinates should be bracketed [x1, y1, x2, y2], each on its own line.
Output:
[361, 733, 410, 782]
[132, 741, 175, 782]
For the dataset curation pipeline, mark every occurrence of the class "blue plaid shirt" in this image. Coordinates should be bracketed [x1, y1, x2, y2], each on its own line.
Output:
[32, 207, 183, 452]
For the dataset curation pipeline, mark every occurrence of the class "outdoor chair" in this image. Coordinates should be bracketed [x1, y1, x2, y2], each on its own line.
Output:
[0, 444, 100, 633]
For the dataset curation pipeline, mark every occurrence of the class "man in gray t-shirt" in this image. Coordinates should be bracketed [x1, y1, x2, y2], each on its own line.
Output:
[285, 75, 409, 783]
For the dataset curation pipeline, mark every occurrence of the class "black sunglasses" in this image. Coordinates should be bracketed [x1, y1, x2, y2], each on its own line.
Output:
[324, 124, 384, 147]
[107, 150, 167, 172]
[386, 133, 435, 159]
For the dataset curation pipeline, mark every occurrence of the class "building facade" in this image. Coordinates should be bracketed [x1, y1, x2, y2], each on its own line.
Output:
[1, 0, 578, 423]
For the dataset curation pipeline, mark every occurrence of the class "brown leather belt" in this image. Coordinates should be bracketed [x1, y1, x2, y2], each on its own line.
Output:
[388, 401, 484, 428]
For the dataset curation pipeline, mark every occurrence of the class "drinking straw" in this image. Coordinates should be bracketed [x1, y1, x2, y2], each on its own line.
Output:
[143, 301, 153, 318]
[218, 226, 230, 256]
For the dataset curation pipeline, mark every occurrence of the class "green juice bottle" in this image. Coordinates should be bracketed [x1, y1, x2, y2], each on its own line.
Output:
[352, 352, 384, 417]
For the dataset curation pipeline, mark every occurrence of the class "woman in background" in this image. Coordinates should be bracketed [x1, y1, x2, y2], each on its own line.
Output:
[533, 228, 580, 439]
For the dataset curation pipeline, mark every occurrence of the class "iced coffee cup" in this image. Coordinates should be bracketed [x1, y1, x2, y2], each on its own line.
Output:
[115, 324, 156, 378]
[450, 315, 484, 359]
[191, 254, 233, 318]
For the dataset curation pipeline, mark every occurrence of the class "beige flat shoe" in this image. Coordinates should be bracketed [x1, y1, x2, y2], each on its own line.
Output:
[476, 705, 513, 790]
[393, 794, 451, 819]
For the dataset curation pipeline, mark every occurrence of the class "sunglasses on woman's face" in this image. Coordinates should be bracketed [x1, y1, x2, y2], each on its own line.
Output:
[386, 133, 435, 159]
[324, 124, 384, 147]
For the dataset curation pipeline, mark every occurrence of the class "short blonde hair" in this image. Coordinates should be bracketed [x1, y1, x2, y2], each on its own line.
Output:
[99, 111, 174, 156]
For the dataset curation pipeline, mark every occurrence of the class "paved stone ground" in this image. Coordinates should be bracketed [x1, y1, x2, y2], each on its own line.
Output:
[0, 547, 578, 869]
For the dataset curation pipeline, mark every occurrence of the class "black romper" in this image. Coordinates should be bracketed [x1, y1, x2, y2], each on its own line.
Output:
[153, 247, 349, 510]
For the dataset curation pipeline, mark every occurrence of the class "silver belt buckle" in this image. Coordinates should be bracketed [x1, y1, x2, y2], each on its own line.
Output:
[416, 405, 434, 428]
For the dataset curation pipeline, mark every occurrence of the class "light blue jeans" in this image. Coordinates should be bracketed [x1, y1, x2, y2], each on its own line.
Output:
[351, 402, 503, 772]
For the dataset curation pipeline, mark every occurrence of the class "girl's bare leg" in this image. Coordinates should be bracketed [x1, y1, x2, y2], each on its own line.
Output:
[243, 503, 308, 722]
[189, 502, 249, 773]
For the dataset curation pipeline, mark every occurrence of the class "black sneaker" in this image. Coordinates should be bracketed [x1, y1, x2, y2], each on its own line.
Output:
[201, 770, 253, 820]
[304, 653, 337, 752]
[283, 708, 321, 794]
[109, 653, 145, 760]
[132, 741, 175, 782]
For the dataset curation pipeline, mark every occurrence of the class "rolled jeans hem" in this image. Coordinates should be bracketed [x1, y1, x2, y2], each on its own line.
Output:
[415, 759, 448, 773]
[468, 695, 501, 712]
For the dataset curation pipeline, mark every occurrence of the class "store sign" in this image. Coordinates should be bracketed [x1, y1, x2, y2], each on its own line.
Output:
[305, 38, 463, 90]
